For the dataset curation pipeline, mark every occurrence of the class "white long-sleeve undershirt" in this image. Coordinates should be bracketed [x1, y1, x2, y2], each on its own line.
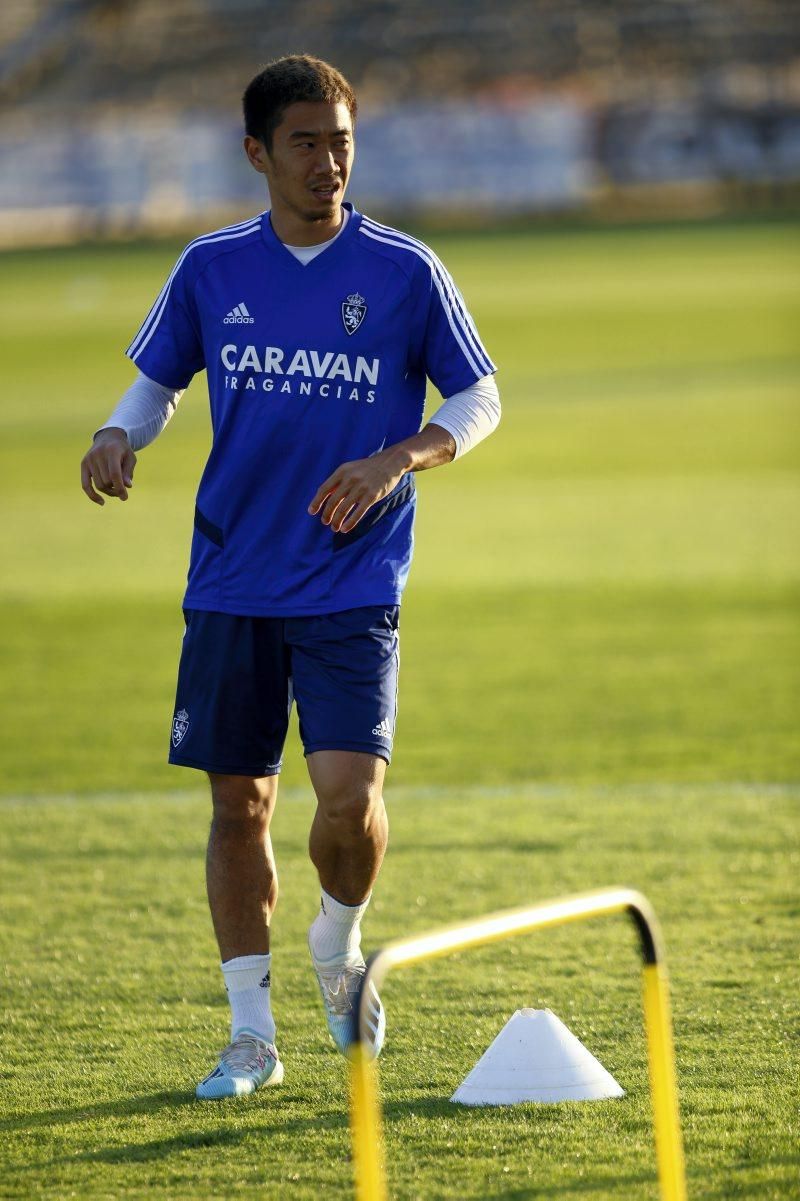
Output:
[96, 372, 184, 451]
[98, 369, 500, 459]
[427, 373, 500, 458]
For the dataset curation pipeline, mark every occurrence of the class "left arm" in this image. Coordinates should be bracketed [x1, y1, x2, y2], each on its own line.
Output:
[308, 374, 500, 535]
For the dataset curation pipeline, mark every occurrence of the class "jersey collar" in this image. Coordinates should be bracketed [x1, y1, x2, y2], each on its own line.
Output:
[260, 202, 361, 269]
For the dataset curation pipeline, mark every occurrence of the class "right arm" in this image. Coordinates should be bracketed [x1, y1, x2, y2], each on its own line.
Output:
[80, 372, 183, 505]
[82, 236, 203, 506]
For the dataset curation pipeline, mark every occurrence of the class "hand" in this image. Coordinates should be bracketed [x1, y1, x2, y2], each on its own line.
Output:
[308, 448, 409, 534]
[81, 428, 137, 505]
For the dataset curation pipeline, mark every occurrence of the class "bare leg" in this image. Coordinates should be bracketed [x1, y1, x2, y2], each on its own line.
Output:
[206, 773, 279, 961]
[306, 751, 389, 1057]
[306, 750, 388, 904]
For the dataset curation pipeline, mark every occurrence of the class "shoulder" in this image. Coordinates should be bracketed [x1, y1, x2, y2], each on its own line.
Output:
[176, 213, 265, 280]
[356, 213, 445, 286]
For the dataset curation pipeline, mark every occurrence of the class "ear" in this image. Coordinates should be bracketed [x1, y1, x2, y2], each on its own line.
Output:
[243, 135, 270, 176]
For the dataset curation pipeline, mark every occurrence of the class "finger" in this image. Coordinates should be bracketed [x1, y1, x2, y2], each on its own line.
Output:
[339, 496, 375, 534]
[308, 479, 335, 515]
[330, 500, 357, 534]
[81, 459, 105, 506]
[309, 470, 342, 515]
[107, 454, 129, 501]
[121, 447, 137, 489]
[88, 448, 111, 490]
[93, 451, 120, 497]
[332, 492, 369, 533]
[318, 483, 345, 524]
[321, 488, 353, 527]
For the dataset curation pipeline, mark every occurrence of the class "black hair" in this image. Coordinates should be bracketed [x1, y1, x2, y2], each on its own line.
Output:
[243, 54, 357, 151]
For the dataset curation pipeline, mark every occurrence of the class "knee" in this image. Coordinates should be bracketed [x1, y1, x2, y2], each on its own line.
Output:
[319, 783, 385, 838]
[209, 774, 277, 826]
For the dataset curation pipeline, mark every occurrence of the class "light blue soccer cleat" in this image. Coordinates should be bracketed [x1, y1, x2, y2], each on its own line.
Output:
[309, 949, 386, 1059]
[195, 1030, 284, 1099]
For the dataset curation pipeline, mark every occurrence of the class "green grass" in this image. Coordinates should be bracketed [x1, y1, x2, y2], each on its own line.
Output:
[1, 218, 799, 1198]
[1, 784, 798, 1199]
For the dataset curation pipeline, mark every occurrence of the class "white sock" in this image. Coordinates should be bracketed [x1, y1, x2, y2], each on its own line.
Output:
[221, 953, 276, 1044]
[308, 888, 370, 967]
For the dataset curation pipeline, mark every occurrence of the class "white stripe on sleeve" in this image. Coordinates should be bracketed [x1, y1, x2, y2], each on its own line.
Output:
[427, 373, 500, 459]
[359, 221, 494, 379]
[127, 215, 262, 360]
[360, 217, 495, 375]
[95, 371, 184, 451]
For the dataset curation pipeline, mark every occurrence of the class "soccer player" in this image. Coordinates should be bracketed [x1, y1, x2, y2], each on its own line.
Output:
[81, 55, 500, 1099]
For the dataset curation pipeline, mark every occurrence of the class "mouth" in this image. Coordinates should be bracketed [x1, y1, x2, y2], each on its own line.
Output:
[310, 181, 341, 202]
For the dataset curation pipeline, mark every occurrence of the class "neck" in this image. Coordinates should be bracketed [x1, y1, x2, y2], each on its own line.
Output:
[269, 204, 345, 247]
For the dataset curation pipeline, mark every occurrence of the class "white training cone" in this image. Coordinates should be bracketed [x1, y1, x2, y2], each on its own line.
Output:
[451, 1008, 624, 1105]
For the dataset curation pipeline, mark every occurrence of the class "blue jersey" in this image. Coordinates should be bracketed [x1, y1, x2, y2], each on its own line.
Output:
[126, 204, 495, 616]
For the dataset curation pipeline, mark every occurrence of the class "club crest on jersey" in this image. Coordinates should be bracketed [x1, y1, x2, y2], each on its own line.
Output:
[342, 292, 367, 335]
[172, 709, 190, 748]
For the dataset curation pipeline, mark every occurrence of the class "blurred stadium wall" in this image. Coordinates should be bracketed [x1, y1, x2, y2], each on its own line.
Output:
[0, 0, 798, 246]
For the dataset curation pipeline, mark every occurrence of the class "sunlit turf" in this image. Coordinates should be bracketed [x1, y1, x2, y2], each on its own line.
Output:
[0, 217, 798, 1197]
[1, 783, 797, 1199]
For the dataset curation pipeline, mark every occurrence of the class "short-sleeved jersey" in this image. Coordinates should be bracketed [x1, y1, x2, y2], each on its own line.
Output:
[126, 204, 496, 616]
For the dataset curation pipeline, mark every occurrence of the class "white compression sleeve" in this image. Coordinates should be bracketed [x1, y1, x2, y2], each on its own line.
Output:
[427, 373, 501, 459]
[96, 371, 184, 451]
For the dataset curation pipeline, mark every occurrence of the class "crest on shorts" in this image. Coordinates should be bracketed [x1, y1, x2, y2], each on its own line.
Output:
[172, 708, 190, 747]
[342, 292, 367, 335]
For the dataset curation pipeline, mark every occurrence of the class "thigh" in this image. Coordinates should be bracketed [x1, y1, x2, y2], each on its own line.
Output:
[169, 610, 292, 776]
[287, 606, 400, 764]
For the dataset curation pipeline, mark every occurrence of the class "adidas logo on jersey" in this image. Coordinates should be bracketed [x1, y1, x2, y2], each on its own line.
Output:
[372, 716, 393, 739]
[224, 301, 255, 324]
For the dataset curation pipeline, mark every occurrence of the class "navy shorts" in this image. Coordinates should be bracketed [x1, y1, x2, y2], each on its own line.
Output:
[168, 606, 400, 776]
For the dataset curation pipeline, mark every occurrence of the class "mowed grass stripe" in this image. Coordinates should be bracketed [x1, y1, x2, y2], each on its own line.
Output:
[1, 579, 798, 794]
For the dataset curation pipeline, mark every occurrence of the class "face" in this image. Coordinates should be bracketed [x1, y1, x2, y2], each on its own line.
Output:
[245, 100, 354, 230]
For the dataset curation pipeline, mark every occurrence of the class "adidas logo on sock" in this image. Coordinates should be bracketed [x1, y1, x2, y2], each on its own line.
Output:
[372, 716, 393, 739]
[223, 301, 255, 324]
[259, 971, 271, 989]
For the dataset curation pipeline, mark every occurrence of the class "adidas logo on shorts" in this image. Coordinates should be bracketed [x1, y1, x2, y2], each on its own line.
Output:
[372, 716, 393, 739]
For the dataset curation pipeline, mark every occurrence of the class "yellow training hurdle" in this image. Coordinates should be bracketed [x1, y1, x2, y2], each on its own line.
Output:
[348, 887, 687, 1201]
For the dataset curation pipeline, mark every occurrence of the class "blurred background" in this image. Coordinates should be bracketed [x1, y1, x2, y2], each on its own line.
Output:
[1, 0, 799, 245]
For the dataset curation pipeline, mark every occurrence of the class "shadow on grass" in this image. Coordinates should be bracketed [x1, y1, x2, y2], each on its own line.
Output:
[473, 1181, 653, 1201]
[2, 1089, 600, 1143]
[381, 1095, 629, 1123]
[1, 1086, 354, 1137]
[482, 1181, 654, 1199]
[12, 1089, 768, 1199]
[48, 1125, 251, 1166]
[3, 1089, 351, 1175]
[0, 1089, 196, 1134]
[698, 1158, 800, 1199]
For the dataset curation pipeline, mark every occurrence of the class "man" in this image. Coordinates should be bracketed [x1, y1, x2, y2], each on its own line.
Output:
[81, 55, 499, 1099]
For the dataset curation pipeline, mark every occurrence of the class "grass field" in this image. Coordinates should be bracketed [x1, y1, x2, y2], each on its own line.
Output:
[1, 217, 798, 1199]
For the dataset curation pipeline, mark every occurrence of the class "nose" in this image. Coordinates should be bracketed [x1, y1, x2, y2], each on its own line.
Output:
[313, 146, 338, 176]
